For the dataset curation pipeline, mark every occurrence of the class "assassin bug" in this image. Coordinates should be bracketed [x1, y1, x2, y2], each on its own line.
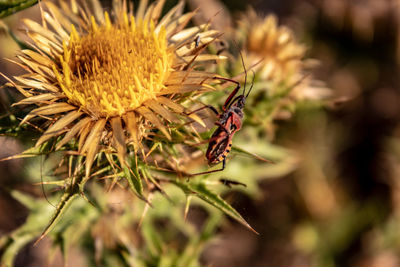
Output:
[189, 49, 258, 176]
[205, 74, 253, 168]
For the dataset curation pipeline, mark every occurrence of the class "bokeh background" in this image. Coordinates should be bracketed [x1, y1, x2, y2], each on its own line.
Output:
[1, 0, 400, 266]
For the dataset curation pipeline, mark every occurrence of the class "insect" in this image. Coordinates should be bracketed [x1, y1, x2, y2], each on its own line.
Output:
[190, 50, 255, 176]
[206, 74, 254, 171]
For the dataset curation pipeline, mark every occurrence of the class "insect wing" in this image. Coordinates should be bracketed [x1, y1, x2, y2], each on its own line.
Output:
[206, 129, 231, 164]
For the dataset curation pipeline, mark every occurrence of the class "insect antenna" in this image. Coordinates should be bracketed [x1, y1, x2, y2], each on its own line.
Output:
[245, 70, 256, 98]
[232, 40, 247, 96]
[40, 154, 55, 208]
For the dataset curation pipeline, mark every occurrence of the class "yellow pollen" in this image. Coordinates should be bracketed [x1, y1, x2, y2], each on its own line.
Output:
[56, 13, 173, 117]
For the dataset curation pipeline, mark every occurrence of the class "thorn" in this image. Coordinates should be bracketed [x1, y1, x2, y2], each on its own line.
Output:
[33, 233, 46, 247]
[251, 153, 275, 164]
[184, 195, 192, 221]
[80, 190, 96, 207]
[138, 193, 153, 229]
[247, 224, 259, 235]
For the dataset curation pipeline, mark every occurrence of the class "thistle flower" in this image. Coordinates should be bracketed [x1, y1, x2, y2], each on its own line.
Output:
[231, 9, 330, 138]
[4, 0, 223, 177]
[240, 9, 307, 87]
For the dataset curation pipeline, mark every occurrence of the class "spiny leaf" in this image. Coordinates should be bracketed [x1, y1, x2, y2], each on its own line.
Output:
[34, 186, 80, 245]
[173, 180, 258, 234]
[232, 145, 274, 163]
[171, 179, 195, 195]
[124, 165, 148, 204]
[0, 145, 47, 162]
[0, 0, 38, 18]
[192, 183, 258, 234]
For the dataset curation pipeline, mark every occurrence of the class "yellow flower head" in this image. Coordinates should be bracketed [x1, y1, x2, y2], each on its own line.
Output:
[57, 14, 174, 118]
[7, 0, 224, 177]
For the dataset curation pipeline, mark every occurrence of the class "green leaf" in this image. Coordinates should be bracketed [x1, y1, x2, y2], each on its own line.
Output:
[0, 140, 59, 163]
[1, 233, 35, 267]
[0, 0, 31, 6]
[0, 0, 38, 18]
[141, 219, 163, 258]
[171, 179, 195, 195]
[34, 185, 80, 245]
[0, 190, 58, 266]
[192, 182, 258, 234]
[124, 165, 148, 203]
[173, 180, 258, 234]
[0, 145, 40, 162]
[175, 211, 222, 267]
[1, 185, 98, 267]
[142, 168, 170, 200]
[59, 200, 98, 266]
[232, 145, 274, 163]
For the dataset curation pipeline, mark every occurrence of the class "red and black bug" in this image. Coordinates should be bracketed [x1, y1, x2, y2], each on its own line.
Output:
[204, 74, 253, 169]
[190, 51, 256, 176]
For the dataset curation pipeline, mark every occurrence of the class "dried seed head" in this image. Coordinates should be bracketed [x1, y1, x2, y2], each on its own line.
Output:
[240, 9, 306, 84]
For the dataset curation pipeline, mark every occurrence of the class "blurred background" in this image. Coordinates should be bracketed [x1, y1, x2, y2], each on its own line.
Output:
[1, 0, 400, 266]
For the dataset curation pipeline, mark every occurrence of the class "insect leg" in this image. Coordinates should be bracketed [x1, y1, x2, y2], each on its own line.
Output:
[189, 158, 226, 177]
[186, 105, 219, 116]
[213, 76, 241, 111]
[214, 121, 229, 133]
